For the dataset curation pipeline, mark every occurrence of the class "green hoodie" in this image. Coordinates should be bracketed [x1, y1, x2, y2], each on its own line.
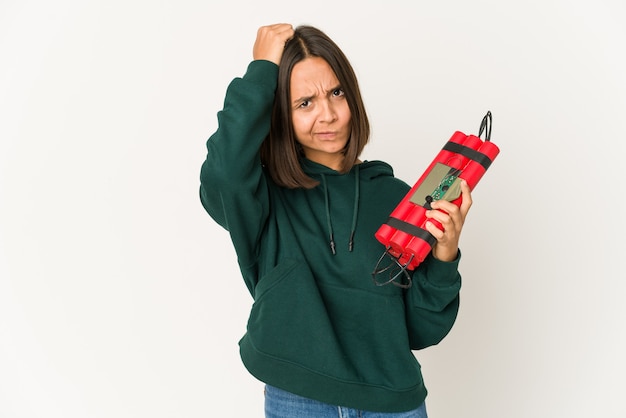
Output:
[199, 60, 461, 413]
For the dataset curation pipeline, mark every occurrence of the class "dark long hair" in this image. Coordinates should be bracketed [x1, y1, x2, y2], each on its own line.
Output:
[260, 25, 370, 189]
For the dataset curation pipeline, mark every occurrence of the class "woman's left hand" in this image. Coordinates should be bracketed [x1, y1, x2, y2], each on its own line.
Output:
[424, 180, 473, 262]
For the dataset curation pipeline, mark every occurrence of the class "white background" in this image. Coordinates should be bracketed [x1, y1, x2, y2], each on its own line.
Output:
[1, 0, 625, 417]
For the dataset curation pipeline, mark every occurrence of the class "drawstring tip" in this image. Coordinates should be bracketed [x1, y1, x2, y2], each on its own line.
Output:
[330, 235, 337, 255]
[348, 231, 355, 252]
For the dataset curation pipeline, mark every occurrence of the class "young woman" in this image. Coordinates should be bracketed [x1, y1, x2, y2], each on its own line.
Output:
[199, 23, 472, 418]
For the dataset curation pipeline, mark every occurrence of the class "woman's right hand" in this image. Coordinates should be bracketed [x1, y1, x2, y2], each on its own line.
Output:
[253, 24, 294, 65]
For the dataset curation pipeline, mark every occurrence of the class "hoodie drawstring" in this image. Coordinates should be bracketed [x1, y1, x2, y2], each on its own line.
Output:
[320, 164, 360, 255]
[349, 164, 360, 252]
[320, 173, 336, 255]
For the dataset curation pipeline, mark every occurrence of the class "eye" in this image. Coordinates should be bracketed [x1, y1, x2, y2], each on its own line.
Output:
[332, 88, 345, 97]
[298, 99, 311, 108]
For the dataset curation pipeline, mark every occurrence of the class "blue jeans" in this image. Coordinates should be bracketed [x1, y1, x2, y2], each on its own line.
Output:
[264, 385, 428, 418]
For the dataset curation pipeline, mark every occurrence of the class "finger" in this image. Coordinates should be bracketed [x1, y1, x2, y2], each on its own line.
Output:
[265, 23, 295, 41]
[253, 24, 294, 63]
[458, 180, 473, 217]
[429, 198, 457, 214]
[425, 208, 451, 226]
[424, 220, 445, 240]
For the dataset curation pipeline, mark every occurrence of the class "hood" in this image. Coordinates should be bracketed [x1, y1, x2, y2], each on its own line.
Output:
[300, 158, 395, 254]
[301, 158, 395, 179]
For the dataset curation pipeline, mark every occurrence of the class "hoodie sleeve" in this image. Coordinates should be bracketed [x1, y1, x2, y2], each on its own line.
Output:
[199, 60, 279, 271]
[404, 252, 462, 350]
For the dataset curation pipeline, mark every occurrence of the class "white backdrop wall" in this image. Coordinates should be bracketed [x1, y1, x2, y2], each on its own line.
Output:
[1, 0, 625, 417]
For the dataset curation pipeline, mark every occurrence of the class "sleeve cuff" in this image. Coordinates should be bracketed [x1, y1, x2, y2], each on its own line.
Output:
[243, 60, 279, 88]
[422, 249, 462, 287]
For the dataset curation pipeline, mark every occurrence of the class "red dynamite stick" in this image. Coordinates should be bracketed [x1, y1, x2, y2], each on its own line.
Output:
[385, 131, 475, 263]
[458, 140, 500, 189]
[374, 112, 500, 274]
[402, 134, 492, 269]
[375, 131, 468, 256]
[411, 134, 483, 230]
[399, 133, 484, 269]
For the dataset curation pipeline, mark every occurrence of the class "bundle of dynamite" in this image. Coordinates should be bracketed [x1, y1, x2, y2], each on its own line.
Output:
[372, 111, 500, 288]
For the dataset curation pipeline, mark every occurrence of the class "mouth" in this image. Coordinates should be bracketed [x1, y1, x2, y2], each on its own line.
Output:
[314, 131, 338, 140]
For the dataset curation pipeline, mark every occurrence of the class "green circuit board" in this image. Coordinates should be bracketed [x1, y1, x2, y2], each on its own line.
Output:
[409, 163, 463, 207]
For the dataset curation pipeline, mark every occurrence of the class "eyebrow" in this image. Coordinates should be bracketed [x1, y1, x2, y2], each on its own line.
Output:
[292, 84, 342, 106]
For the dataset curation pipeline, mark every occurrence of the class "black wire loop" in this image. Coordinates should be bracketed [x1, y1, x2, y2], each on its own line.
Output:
[371, 248, 413, 289]
[478, 110, 492, 142]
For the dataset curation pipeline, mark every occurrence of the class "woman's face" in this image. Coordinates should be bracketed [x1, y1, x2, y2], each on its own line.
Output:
[289, 57, 352, 170]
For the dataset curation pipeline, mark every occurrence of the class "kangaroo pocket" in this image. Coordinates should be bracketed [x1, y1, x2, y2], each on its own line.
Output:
[243, 258, 422, 390]
[245, 258, 358, 380]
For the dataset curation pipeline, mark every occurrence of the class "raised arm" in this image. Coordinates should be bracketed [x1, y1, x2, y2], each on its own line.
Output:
[199, 24, 293, 271]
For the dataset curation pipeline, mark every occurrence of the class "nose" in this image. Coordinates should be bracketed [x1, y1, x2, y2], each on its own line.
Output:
[318, 99, 337, 123]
